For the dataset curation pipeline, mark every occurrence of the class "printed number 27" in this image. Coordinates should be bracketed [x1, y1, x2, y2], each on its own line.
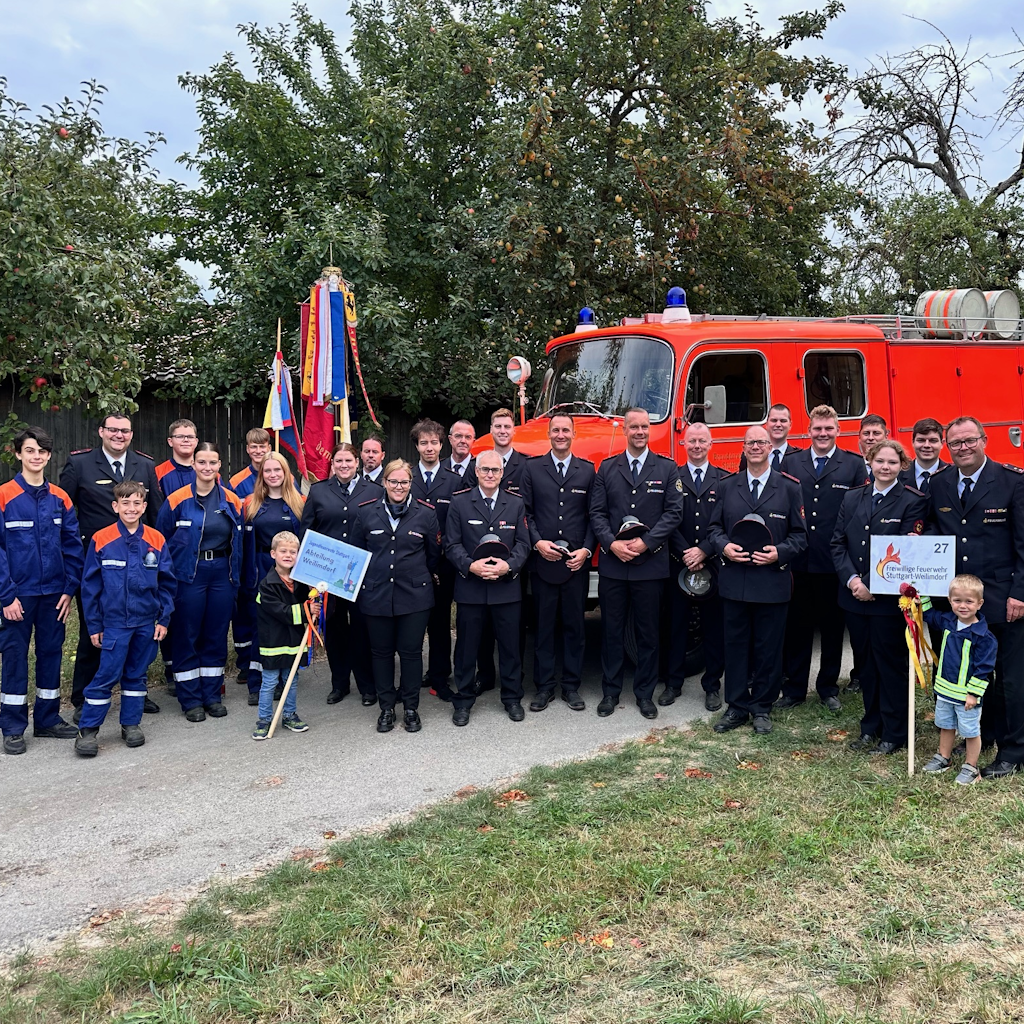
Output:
[934, 542, 949, 553]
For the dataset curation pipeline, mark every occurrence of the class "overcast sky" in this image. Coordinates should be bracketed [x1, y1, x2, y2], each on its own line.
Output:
[2, 0, 1020, 191]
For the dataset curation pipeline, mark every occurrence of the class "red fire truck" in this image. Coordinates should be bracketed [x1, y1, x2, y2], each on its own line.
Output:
[480, 287, 1024, 666]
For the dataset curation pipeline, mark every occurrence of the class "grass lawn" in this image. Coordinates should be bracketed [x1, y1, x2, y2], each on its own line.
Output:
[3, 699, 1024, 1023]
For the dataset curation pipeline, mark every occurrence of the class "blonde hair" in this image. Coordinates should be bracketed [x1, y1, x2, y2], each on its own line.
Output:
[808, 404, 839, 424]
[382, 458, 413, 482]
[247, 452, 305, 522]
[949, 574, 984, 601]
[271, 530, 300, 551]
[866, 439, 910, 471]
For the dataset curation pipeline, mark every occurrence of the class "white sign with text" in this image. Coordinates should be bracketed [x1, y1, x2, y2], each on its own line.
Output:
[869, 534, 957, 596]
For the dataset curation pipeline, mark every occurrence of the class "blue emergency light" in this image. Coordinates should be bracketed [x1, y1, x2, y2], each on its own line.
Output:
[575, 306, 596, 332]
[666, 287, 687, 307]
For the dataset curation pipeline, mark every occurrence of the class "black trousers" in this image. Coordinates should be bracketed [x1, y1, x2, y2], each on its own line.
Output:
[424, 565, 455, 695]
[324, 598, 375, 698]
[721, 599, 789, 718]
[982, 618, 1024, 760]
[666, 583, 724, 692]
[453, 602, 523, 709]
[782, 571, 845, 700]
[70, 589, 100, 708]
[364, 610, 431, 713]
[599, 577, 661, 701]
[476, 575, 528, 687]
[531, 570, 587, 694]
[845, 610, 908, 744]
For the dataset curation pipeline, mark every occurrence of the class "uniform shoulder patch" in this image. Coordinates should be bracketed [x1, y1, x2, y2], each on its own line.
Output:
[781, 472, 800, 483]
[1003, 463, 1024, 473]
[358, 497, 378, 506]
[913, 519, 925, 534]
[141, 525, 166, 548]
[134, 450, 154, 460]
[416, 498, 435, 508]
[69, 448, 93, 456]
[675, 478, 683, 491]
[452, 487, 473, 495]
[904, 485, 925, 496]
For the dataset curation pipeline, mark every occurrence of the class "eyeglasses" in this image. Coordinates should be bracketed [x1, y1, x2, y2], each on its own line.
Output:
[170, 435, 197, 441]
[385, 478, 411, 487]
[743, 440, 770, 449]
[477, 466, 502, 474]
[947, 437, 984, 450]
[103, 427, 132, 435]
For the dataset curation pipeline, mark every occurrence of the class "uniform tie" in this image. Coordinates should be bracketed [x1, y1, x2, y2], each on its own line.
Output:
[112, 461, 123, 483]
[557, 462, 565, 480]
[919, 470, 930, 492]
[873, 492, 884, 509]
[487, 497, 495, 513]
[961, 478, 973, 506]
[751, 479, 760, 501]
[454, 463, 463, 476]
[771, 450, 782, 472]
[693, 468, 703, 491]
[815, 456, 827, 477]
[631, 459, 640, 484]
[424, 470, 433, 489]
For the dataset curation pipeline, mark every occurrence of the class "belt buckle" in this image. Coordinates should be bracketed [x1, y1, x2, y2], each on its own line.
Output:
[201, 550, 214, 561]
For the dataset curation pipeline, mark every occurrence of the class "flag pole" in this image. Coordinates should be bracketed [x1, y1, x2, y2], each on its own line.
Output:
[275, 318, 282, 454]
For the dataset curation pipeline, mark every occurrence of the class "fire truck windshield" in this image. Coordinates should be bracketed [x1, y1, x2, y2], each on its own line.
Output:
[538, 336, 674, 422]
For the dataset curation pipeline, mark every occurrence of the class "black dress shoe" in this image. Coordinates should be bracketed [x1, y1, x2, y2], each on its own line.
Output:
[3, 733, 26, 755]
[361, 695, 378, 707]
[506, 702, 526, 722]
[597, 697, 617, 717]
[821, 696, 842, 712]
[143, 697, 160, 714]
[774, 696, 805, 711]
[184, 707, 207, 722]
[713, 710, 748, 733]
[846, 678, 862, 694]
[752, 715, 773, 735]
[658, 688, 681, 707]
[847, 733, 878, 751]
[121, 724, 145, 748]
[326, 689, 348, 705]
[33, 719, 78, 739]
[980, 758, 1020, 779]
[204, 702, 228, 718]
[452, 708, 471, 727]
[869, 740, 903, 755]
[377, 709, 396, 733]
[404, 710, 422, 733]
[529, 692, 554, 712]
[562, 690, 585, 711]
[704, 689, 723, 712]
[637, 698, 658, 720]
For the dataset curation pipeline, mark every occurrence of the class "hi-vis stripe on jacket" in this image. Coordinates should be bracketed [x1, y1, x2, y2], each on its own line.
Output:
[256, 567, 308, 669]
[156, 484, 244, 585]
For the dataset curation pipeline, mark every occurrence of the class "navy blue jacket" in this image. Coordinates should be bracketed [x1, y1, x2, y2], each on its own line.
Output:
[590, 450, 684, 581]
[411, 464, 461, 537]
[299, 475, 381, 544]
[242, 497, 302, 595]
[0, 475, 83, 606]
[156, 483, 244, 586]
[350, 496, 441, 616]
[521, 452, 596, 574]
[669, 462, 732, 565]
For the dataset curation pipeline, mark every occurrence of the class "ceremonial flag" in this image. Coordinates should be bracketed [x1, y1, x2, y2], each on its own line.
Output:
[329, 291, 348, 403]
[299, 301, 336, 481]
[264, 351, 308, 479]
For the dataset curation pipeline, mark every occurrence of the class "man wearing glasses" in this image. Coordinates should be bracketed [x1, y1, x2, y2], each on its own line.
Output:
[447, 420, 478, 485]
[155, 419, 198, 499]
[444, 450, 530, 726]
[708, 425, 807, 736]
[60, 413, 163, 718]
[928, 416, 1024, 779]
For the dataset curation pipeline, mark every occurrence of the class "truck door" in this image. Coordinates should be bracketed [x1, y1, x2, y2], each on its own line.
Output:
[956, 341, 1024, 465]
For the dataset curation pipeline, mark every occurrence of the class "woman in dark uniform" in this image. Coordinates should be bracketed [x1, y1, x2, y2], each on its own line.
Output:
[831, 439, 927, 754]
[351, 459, 440, 733]
[241, 453, 304, 705]
[156, 441, 244, 721]
[299, 442, 380, 705]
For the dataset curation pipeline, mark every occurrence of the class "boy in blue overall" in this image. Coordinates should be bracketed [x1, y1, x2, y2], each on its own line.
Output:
[76, 480, 176, 756]
[0, 426, 83, 754]
[920, 574, 997, 785]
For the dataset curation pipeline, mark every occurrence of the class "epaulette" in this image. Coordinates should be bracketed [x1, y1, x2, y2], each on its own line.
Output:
[1003, 463, 1024, 474]
[69, 448, 93, 456]
[134, 450, 154, 460]
[904, 485, 926, 497]
[781, 471, 800, 483]
[416, 497, 435, 508]
[358, 497, 378, 506]
[453, 487, 473, 495]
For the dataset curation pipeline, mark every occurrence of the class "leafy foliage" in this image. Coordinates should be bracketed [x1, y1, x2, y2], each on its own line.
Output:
[173, 0, 850, 415]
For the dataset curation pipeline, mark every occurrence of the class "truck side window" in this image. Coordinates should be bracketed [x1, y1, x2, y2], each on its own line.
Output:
[685, 352, 768, 424]
[803, 352, 866, 417]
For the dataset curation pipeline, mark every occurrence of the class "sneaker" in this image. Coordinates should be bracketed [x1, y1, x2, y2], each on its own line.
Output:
[955, 763, 981, 786]
[922, 753, 952, 774]
[251, 720, 271, 741]
[282, 715, 309, 733]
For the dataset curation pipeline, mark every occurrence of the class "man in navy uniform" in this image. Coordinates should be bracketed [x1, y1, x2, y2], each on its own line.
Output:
[662, 422, 728, 711]
[899, 417, 951, 492]
[445, 450, 531, 726]
[521, 413, 595, 712]
[447, 419, 477, 484]
[708, 424, 807, 735]
[778, 404, 867, 712]
[739, 404, 803, 472]
[590, 407, 683, 719]
[410, 418, 462, 700]
[928, 415, 1024, 778]
[59, 412, 163, 719]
